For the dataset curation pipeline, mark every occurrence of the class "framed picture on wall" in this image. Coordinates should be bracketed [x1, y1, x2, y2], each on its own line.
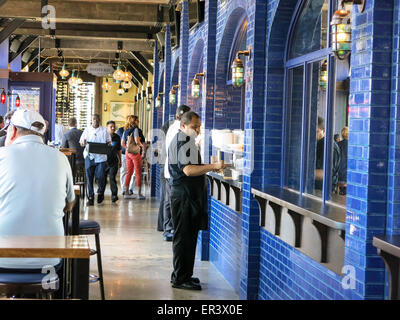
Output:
[110, 101, 134, 122]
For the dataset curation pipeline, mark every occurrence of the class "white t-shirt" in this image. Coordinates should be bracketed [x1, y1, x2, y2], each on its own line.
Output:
[0, 135, 75, 269]
[165, 120, 181, 179]
[79, 125, 111, 163]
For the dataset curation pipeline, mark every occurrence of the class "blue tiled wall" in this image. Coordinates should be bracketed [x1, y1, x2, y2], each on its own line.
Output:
[387, 0, 400, 236]
[209, 198, 243, 292]
[153, 0, 399, 300]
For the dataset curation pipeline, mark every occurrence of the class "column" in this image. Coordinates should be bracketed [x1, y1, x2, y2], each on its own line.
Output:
[0, 39, 9, 115]
[151, 41, 160, 197]
[239, 0, 267, 300]
[178, 0, 189, 106]
[163, 24, 172, 124]
[345, 0, 393, 299]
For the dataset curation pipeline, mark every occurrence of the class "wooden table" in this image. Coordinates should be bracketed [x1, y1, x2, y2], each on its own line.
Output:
[373, 235, 400, 300]
[0, 235, 90, 300]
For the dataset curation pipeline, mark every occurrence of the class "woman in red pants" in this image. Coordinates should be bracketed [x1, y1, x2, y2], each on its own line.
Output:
[121, 115, 145, 199]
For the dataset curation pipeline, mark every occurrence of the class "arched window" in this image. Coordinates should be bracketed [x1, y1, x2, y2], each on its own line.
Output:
[284, 0, 350, 206]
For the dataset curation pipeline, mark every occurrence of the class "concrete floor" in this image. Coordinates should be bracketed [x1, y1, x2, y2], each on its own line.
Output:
[83, 185, 238, 300]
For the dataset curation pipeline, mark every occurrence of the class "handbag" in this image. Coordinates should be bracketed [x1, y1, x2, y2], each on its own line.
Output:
[127, 132, 140, 155]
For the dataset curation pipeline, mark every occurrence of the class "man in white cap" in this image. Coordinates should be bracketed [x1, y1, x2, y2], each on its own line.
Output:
[0, 109, 75, 272]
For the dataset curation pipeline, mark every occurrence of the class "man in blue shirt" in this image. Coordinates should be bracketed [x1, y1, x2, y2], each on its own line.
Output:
[168, 111, 227, 290]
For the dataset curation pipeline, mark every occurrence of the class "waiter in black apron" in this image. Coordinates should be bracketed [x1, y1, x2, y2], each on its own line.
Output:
[168, 111, 228, 290]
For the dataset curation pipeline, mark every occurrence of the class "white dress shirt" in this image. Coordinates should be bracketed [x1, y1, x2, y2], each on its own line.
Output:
[165, 120, 181, 179]
[80, 125, 111, 163]
[54, 123, 67, 145]
[0, 135, 75, 269]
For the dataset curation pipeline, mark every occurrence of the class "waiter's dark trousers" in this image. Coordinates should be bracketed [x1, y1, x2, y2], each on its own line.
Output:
[170, 186, 199, 284]
[163, 181, 174, 235]
[157, 166, 166, 231]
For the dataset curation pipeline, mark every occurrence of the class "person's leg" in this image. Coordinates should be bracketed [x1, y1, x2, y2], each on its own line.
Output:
[157, 167, 166, 232]
[85, 157, 95, 201]
[133, 154, 143, 197]
[170, 190, 199, 286]
[109, 164, 118, 197]
[124, 153, 134, 195]
[163, 181, 173, 237]
[95, 161, 107, 203]
[120, 154, 127, 194]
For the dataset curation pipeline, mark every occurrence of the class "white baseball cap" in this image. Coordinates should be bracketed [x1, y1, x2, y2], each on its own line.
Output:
[10, 109, 46, 135]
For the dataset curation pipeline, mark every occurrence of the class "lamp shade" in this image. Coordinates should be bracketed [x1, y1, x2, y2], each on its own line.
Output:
[102, 77, 112, 92]
[0, 90, 6, 104]
[113, 62, 125, 82]
[320, 60, 328, 90]
[169, 88, 176, 105]
[116, 83, 124, 95]
[155, 95, 162, 108]
[59, 63, 69, 79]
[232, 58, 245, 88]
[331, 7, 351, 60]
[122, 80, 132, 90]
[68, 70, 78, 87]
[124, 71, 132, 81]
[191, 77, 201, 98]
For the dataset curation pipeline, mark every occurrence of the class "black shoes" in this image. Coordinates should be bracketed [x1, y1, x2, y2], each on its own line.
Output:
[112, 195, 118, 203]
[87, 197, 94, 206]
[163, 233, 173, 242]
[171, 280, 202, 291]
[170, 277, 200, 284]
[97, 194, 104, 204]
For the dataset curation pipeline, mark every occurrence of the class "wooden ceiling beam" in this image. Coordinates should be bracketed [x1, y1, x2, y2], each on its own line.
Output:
[0, 0, 169, 27]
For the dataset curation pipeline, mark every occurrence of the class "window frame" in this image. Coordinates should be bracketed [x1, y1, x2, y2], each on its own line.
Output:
[282, 0, 341, 204]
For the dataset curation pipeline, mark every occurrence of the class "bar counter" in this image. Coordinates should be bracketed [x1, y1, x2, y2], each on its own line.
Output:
[251, 187, 346, 275]
[206, 172, 242, 213]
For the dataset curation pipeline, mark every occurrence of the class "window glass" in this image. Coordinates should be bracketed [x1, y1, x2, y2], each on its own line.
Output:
[289, 0, 329, 59]
[305, 60, 327, 197]
[286, 66, 304, 190]
[331, 58, 349, 205]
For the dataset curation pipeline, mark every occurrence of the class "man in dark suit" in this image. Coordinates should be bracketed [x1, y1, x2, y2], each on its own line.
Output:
[61, 117, 84, 166]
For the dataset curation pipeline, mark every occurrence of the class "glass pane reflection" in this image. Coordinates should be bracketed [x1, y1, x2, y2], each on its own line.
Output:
[286, 66, 304, 191]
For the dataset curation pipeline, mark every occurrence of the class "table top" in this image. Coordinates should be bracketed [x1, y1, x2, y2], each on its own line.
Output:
[373, 235, 400, 258]
[60, 148, 76, 154]
[0, 235, 90, 258]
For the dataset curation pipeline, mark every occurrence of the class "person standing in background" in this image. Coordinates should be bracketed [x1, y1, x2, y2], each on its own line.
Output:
[0, 111, 15, 146]
[54, 120, 67, 146]
[80, 114, 111, 206]
[106, 120, 121, 203]
[156, 117, 174, 233]
[61, 117, 84, 169]
[121, 115, 145, 200]
[162, 105, 191, 242]
[117, 116, 134, 196]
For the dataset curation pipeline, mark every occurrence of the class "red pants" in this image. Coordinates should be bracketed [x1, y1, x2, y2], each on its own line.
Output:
[125, 153, 142, 188]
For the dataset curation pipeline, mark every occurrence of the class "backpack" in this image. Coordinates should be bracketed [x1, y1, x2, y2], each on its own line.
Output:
[127, 131, 140, 155]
